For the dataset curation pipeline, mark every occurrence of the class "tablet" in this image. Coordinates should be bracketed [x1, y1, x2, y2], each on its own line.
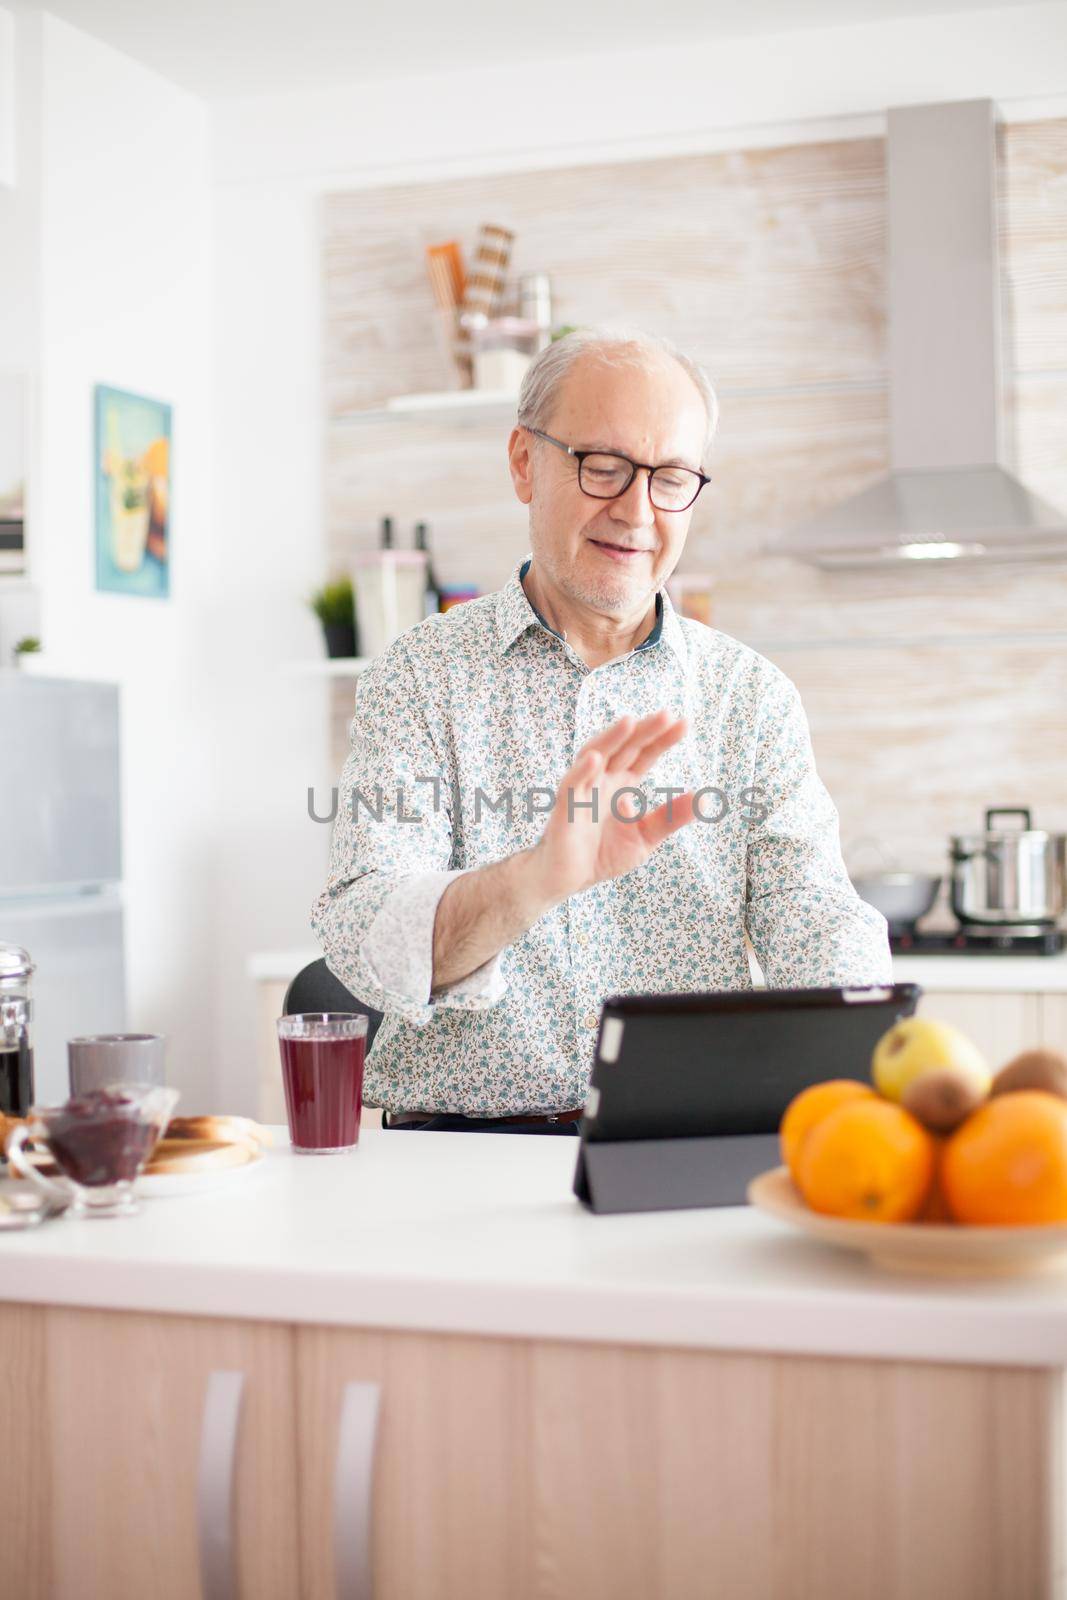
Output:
[573, 984, 921, 1213]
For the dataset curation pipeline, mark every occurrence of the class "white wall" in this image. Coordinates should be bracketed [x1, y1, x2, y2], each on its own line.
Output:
[0, 6, 14, 187]
[30, 14, 218, 1107]
[2, 9, 328, 1113]
[215, 1, 1067, 185]
[208, 175, 329, 1111]
[0, 6, 41, 654]
[0, 4, 42, 440]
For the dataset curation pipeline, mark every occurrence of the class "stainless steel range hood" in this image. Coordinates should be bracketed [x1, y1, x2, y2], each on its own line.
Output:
[774, 99, 1067, 568]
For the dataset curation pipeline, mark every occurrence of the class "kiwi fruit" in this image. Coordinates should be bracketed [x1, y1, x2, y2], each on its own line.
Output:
[991, 1048, 1067, 1102]
[901, 1069, 987, 1134]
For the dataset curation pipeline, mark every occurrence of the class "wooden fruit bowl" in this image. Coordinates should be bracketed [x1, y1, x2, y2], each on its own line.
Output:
[748, 1166, 1067, 1277]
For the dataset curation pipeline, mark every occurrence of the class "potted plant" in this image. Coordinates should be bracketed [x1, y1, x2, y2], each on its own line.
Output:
[12, 636, 41, 670]
[309, 578, 358, 659]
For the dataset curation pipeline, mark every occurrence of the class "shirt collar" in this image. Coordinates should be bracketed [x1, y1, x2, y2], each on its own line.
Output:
[494, 555, 689, 672]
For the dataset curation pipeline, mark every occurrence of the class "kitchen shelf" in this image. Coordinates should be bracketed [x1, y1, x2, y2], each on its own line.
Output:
[9, 653, 59, 676]
[332, 390, 520, 427]
[286, 657, 374, 678]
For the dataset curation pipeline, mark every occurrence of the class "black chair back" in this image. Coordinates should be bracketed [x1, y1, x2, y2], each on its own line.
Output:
[282, 958, 384, 1050]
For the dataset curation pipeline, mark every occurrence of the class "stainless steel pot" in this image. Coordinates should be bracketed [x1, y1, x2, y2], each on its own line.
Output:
[950, 808, 1067, 931]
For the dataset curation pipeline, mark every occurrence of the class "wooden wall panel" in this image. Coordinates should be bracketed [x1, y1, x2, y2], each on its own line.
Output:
[323, 119, 1067, 876]
[1001, 119, 1067, 373]
[770, 641, 1067, 874]
[322, 136, 886, 416]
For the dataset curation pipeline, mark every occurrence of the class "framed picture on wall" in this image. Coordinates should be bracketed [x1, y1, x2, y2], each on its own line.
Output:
[94, 384, 171, 599]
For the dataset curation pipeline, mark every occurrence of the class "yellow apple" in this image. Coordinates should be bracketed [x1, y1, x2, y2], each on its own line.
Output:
[872, 1017, 990, 1105]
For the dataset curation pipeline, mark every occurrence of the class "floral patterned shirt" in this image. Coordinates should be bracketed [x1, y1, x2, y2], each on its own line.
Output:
[311, 556, 890, 1116]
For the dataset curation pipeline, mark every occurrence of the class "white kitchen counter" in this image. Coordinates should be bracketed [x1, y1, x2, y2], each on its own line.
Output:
[4, 1126, 1067, 1368]
[893, 951, 1067, 992]
[248, 948, 1067, 992]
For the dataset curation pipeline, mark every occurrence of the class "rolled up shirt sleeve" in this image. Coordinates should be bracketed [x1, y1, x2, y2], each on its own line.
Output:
[310, 644, 508, 1027]
[745, 669, 892, 988]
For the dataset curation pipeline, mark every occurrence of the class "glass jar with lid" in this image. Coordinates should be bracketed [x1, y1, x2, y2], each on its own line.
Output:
[0, 943, 35, 1117]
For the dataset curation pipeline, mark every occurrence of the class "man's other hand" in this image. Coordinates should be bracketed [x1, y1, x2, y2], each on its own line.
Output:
[531, 710, 697, 901]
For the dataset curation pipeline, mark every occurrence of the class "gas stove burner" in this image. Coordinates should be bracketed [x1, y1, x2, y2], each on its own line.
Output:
[890, 927, 1066, 956]
[961, 921, 1061, 941]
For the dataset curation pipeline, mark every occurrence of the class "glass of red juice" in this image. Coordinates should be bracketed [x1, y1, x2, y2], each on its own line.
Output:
[276, 1013, 368, 1154]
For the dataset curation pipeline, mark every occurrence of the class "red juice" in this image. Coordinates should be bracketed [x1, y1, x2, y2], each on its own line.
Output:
[279, 1033, 365, 1152]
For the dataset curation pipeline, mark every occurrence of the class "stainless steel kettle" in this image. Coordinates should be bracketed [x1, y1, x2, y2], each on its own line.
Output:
[0, 942, 36, 1117]
[950, 808, 1067, 932]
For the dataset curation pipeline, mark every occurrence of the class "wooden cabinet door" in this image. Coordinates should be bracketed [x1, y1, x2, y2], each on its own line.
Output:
[295, 1325, 1059, 1600]
[1039, 994, 1067, 1051]
[33, 1306, 299, 1600]
[530, 1342, 1057, 1600]
[296, 1325, 535, 1600]
[917, 989, 1040, 1062]
[1, 1302, 50, 1594]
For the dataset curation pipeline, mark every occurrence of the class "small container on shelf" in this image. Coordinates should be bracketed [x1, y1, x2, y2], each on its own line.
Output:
[518, 273, 553, 353]
[467, 312, 540, 393]
[666, 573, 715, 628]
[424, 240, 471, 389]
[473, 343, 531, 393]
[353, 550, 428, 655]
[438, 584, 479, 613]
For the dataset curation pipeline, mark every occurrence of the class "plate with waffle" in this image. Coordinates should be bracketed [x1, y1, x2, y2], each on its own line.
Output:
[137, 1115, 273, 1197]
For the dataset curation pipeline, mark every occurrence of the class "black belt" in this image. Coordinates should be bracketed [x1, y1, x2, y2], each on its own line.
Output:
[386, 1107, 584, 1128]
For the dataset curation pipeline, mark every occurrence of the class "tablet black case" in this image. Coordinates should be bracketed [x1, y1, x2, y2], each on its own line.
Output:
[573, 985, 921, 1214]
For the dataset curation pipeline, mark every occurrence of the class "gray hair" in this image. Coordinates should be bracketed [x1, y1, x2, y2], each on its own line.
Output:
[516, 325, 719, 464]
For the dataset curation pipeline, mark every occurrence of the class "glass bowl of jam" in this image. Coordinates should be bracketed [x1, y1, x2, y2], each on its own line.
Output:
[5, 1084, 179, 1217]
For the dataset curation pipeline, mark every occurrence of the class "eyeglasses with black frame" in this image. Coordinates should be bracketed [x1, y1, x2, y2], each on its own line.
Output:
[524, 426, 710, 513]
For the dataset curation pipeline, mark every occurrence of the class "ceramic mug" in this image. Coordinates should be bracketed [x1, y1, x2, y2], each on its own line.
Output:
[68, 1033, 166, 1095]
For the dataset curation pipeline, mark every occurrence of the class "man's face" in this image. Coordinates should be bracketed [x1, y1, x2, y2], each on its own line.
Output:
[508, 350, 708, 617]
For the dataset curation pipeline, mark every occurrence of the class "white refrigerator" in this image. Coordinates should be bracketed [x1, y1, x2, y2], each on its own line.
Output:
[0, 674, 126, 1104]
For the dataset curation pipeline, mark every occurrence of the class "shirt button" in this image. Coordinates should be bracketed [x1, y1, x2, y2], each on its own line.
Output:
[583, 1011, 599, 1030]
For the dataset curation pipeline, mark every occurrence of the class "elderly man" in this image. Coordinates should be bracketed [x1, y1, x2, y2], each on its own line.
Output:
[312, 327, 890, 1134]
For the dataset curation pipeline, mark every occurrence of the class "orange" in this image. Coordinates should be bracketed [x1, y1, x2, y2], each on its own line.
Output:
[779, 1079, 876, 1181]
[941, 1090, 1067, 1226]
[796, 1098, 936, 1223]
[917, 1146, 953, 1223]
